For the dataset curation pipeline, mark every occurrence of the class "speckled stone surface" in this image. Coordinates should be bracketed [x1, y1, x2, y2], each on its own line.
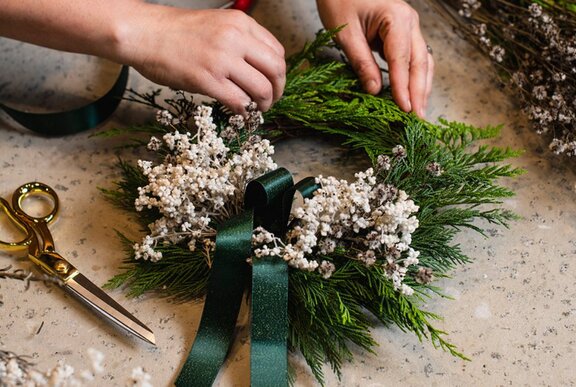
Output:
[1, 1, 576, 386]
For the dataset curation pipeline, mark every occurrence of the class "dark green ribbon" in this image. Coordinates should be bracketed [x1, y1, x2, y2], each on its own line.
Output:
[0, 65, 128, 136]
[176, 168, 319, 387]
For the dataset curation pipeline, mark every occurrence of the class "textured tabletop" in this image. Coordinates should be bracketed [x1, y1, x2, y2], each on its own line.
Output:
[1, 0, 575, 386]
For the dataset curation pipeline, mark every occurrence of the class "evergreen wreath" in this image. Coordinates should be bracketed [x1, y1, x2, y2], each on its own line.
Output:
[100, 29, 523, 384]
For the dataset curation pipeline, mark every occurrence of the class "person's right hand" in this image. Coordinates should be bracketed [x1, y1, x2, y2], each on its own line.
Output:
[119, 4, 286, 113]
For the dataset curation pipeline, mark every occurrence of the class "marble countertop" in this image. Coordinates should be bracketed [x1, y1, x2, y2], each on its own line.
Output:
[1, 0, 575, 386]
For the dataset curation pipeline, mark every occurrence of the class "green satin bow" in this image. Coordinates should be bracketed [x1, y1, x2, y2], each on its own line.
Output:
[176, 168, 319, 387]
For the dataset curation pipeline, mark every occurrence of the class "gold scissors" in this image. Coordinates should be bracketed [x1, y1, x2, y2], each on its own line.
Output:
[0, 182, 155, 345]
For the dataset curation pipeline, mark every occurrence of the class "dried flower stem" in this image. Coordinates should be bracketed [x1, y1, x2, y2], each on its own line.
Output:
[428, 0, 576, 155]
[0, 265, 62, 289]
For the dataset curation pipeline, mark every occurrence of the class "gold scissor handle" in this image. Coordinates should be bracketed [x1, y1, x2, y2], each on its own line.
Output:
[12, 182, 59, 254]
[0, 197, 35, 250]
[7, 183, 76, 282]
[12, 182, 59, 225]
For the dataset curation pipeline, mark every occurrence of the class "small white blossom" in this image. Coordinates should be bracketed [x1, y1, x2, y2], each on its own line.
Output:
[489, 45, 505, 63]
[404, 248, 420, 266]
[87, 348, 105, 375]
[400, 283, 414, 296]
[318, 260, 336, 279]
[155, 110, 173, 126]
[426, 162, 444, 177]
[127, 367, 153, 387]
[392, 145, 406, 159]
[529, 3, 542, 18]
[376, 154, 391, 171]
[46, 361, 76, 386]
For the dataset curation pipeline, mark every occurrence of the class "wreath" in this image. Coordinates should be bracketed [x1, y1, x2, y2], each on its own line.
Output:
[100, 30, 522, 385]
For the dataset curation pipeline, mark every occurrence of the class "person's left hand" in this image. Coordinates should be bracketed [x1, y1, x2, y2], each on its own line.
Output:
[316, 0, 434, 119]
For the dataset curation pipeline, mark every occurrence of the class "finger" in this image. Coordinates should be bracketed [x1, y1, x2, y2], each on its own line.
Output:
[220, 10, 285, 58]
[381, 22, 412, 113]
[408, 33, 429, 119]
[424, 52, 434, 113]
[206, 78, 253, 114]
[335, 24, 382, 95]
[245, 14, 286, 58]
[229, 60, 275, 112]
[245, 43, 286, 103]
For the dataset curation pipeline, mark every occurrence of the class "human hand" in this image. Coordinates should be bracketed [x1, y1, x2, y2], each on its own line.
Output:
[316, 0, 433, 118]
[119, 4, 286, 113]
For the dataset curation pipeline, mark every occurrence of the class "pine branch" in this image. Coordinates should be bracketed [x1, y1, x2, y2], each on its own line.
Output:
[285, 27, 344, 71]
[99, 159, 159, 229]
[104, 233, 210, 301]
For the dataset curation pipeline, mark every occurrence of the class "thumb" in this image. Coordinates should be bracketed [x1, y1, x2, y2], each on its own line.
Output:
[336, 26, 382, 95]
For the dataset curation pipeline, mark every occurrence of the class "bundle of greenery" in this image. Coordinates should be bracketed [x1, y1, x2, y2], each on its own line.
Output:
[100, 30, 522, 384]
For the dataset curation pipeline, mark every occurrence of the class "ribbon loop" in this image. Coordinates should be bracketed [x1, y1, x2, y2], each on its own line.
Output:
[245, 167, 294, 235]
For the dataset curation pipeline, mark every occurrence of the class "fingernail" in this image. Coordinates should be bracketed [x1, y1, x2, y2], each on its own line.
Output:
[366, 79, 378, 94]
[405, 100, 412, 113]
[419, 108, 427, 119]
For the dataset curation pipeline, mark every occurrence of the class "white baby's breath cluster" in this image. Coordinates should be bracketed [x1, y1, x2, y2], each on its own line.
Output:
[253, 163, 424, 295]
[133, 103, 276, 261]
[0, 349, 152, 387]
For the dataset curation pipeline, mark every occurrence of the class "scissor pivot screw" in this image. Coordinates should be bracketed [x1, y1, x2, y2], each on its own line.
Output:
[53, 260, 70, 274]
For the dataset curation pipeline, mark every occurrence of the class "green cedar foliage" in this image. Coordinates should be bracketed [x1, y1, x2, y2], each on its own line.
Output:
[101, 29, 522, 385]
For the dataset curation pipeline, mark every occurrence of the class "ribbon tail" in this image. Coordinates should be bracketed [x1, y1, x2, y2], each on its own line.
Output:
[0, 65, 128, 136]
[176, 211, 253, 387]
[250, 255, 289, 387]
[249, 173, 320, 387]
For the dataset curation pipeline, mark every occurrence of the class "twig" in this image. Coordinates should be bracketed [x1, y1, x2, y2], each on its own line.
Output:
[0, 265, 63, 289]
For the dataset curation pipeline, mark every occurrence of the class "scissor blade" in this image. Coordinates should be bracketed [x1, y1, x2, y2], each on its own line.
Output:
[65, 273, 156, 345]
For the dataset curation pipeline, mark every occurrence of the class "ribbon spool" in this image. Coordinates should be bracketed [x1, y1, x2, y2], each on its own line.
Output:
[221, 0, 255, 12]
[0, 66, 129, 136]
[176, 168, 319, 387]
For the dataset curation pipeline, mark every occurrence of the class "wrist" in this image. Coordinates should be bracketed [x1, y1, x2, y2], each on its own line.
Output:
[102, 0, 154, 65]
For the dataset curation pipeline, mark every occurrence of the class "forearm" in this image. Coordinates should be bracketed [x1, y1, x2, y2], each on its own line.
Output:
[0, 1, 286, 113]
[0, 0, 145, 63]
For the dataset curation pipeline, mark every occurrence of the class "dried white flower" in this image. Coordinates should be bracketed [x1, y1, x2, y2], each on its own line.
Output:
[426, 162, 444, 177]
[489, 45, 505, 63]
[529, 3, 543, 18]
[127, 367, 153, 387]
[376, 154, 391, 171]
[415, 267, 434, 284]
[252, 162, 421, 293]
[87, 348, 105, 375]
[147, 136, 162, 151]
[134, 105, 276, 261]
[392, 145, 406, 160]
[156, 110, 173, 126]
[532, 85, 548, 100]
[318, 260, 336, 279]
